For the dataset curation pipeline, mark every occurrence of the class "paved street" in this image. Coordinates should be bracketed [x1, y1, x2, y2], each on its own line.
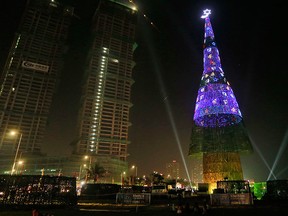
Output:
[1, 202, 287, 216]
[1, 194, 287, 216]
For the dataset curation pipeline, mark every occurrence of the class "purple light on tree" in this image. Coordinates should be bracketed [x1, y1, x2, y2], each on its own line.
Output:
[194, 9, 242, 128]
[189, 10, 253, 184]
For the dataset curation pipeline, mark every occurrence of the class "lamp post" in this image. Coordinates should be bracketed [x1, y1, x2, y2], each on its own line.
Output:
[132, 165, 138, 177]
[84, 155, 92, 183]
[84, 155, 92, 169]
[121, 171, 126, 187]
[10, 131, 22, 175]
[17, 160, 24, 175]
[79, 164, 86, 181]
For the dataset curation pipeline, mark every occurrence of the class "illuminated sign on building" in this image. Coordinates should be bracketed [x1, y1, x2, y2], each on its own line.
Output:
[22, 61, 49, 72]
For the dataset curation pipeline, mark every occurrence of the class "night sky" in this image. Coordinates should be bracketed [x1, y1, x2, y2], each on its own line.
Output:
[1, 0, 287, 182]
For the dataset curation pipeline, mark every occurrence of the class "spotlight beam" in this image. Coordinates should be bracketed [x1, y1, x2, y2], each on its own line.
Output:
[267, 128, 288, 180]
[250, 137, 277, 179]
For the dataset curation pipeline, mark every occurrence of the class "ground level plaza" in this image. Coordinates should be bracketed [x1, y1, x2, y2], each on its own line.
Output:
[1, 201, 287, 216]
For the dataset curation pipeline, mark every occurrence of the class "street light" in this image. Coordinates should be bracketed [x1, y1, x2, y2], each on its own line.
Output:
[17, 160, 24, 175]
[84, 155, 92, 169]
[79, 164, 87, 181]
[84, 155, 92, 183]
[121, 171, 126, 187]
[10, 131, 22, 175]
[132, 165, 138, 177]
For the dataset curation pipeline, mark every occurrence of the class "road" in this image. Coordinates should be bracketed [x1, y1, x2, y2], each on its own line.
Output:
[1, 202, 287, 216]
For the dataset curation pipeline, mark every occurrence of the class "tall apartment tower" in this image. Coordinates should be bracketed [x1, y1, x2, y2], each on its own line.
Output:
[73, 0, 138, 182]
[0, 0, 74, 171]
[166, 160, 180, 179]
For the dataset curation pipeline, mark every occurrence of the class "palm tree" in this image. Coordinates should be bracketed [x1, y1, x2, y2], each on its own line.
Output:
[85, 163, 106, 183]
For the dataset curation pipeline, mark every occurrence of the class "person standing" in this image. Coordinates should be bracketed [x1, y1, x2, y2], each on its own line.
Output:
[32, 209, 40, 216]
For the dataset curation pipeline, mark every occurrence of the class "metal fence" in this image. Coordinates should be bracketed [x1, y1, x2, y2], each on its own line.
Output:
[0, 174, 77, 206]
[116, 193, 151, 204]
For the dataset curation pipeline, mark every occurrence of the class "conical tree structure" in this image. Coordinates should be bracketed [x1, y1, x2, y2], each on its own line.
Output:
[189, 9, 253, 184]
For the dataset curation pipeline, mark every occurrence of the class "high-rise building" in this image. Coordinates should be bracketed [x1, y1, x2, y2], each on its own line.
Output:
[72, 0, 138, 183]
[0, 0, 74, 173]
[189, 9, 253, 185]
[166, 160, 180, 179]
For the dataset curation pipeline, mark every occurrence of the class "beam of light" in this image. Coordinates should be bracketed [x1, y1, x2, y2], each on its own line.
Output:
[148, 49, 192, 184]
[140, 30, 191, 187]
[150, 59, 192, 186]
[149, 47, 192, 184]
[163, 97, 192, 186]
[276, 166, 288, 178]
[249, 136, 277, 179]
[267, 127, 288, 180]
[129, 1, 160, 32]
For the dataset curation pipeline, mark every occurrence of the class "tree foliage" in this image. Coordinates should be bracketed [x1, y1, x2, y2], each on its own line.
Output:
[86, 163, 106, 183]
[150, 172, 164, 185]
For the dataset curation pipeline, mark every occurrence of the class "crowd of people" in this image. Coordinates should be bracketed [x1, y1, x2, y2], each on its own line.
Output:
[32, 209, 54, 216]
[174, 192, 211, 215]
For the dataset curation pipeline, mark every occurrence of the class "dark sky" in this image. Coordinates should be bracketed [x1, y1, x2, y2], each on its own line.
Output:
[127, 0, 288, 182]
[1, 0, 287, 182]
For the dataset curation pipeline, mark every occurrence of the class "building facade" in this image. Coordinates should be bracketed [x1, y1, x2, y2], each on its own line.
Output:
[166, 160, 180, 179]
[73, 0, 138, 183]
[0, 0, 74, 173]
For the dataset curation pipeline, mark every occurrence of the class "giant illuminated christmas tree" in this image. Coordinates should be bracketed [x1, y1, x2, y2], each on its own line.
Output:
[189, 9, 253, 184]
